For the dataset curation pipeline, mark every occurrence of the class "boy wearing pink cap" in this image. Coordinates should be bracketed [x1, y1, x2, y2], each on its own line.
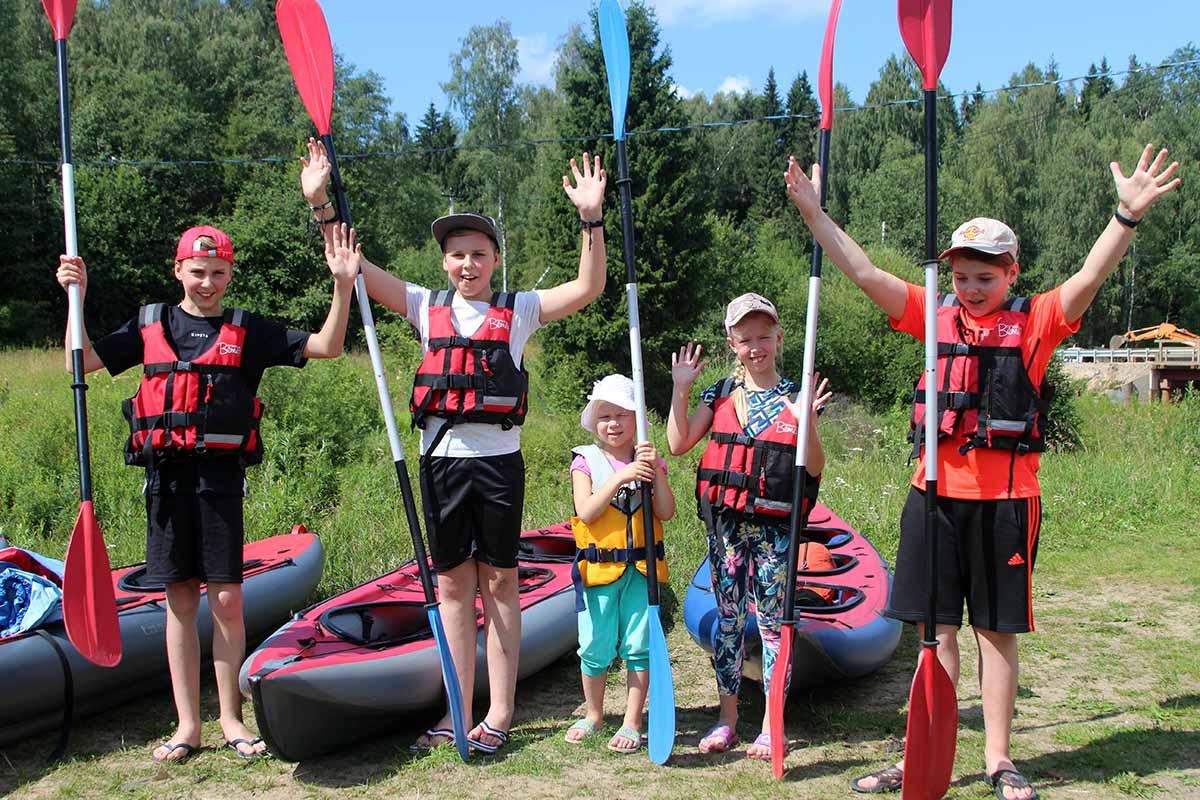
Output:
[786, 144, 1180, 798]
[55, 222, 361, 762]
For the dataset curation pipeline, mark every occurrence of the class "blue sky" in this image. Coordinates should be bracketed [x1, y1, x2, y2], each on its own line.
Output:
[321, 0, 1198, 128]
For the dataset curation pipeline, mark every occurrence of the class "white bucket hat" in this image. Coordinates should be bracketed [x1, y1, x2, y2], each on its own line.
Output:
[580, 374, 637, 433]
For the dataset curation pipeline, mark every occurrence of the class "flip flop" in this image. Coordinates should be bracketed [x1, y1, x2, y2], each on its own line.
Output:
[987, 768, 1039, 800]
[153, 741, 198, 765]
[851, 765, 904, 794]
[224, 736, 268, 760]
[467, 721, 509, 755]
[606, 725, 643, 754]
[747, 731, 773, 761]
[564, 718, 601, 743]
[697, 724, 739, 754]
[409, 727, 455, 752]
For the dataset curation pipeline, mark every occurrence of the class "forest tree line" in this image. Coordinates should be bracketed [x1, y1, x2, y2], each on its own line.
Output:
[3, 0, 1197, 411]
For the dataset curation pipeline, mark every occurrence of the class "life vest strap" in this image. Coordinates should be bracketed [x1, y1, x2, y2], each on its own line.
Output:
[697, 467, 751, 490]
[129, 410, 203, 431]
[912, 389, 980, 410]
[143, 361, 242, 377]
[427, 335, 510, 352]
[412, 373, 488, 390]
[571, 541, 666, 612]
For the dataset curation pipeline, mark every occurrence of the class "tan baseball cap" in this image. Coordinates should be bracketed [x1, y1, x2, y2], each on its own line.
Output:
[724, 293, 779, 332]
[939, 217, 1019, 261]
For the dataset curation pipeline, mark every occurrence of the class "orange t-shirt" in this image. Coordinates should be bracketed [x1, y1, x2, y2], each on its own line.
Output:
[891, 283, 1080, 500]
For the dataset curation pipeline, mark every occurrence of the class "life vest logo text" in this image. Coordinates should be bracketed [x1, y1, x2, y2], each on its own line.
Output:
[486, 318, 510, 331]
[998, 322, 1022, 338]
[775, 420, 797, 434]
[218, 343, 243, 355]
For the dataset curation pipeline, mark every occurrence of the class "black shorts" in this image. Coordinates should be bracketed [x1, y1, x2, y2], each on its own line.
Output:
[419, 451, 525, 572]
[145, 492, 245, 584]
[885, 487, 1041, 633]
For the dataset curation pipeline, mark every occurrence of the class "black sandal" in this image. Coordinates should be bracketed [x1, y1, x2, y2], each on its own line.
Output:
[850, 765, 904, 793]
[987, 768, 1039, 800]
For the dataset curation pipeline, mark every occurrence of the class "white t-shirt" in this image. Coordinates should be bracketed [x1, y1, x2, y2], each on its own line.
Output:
[404, 284, 544, 457]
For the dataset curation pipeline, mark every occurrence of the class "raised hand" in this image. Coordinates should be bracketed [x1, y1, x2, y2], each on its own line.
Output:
[1112, 143, 1181, 220]
[782, 372, 832, 423]
[300, 137, 333, 203]
[562, 152, 606, 220]
[784, 156, 822, 217]
[56, 255, 88, 300]
[671, 342, 705, 388]
[323, 223, 361, 285]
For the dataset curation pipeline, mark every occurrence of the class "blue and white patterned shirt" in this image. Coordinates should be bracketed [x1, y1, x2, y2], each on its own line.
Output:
[700, 376, 798, 438]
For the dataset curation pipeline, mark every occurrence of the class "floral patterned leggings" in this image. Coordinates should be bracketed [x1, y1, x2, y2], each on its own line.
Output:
[705, 512, 791, 697]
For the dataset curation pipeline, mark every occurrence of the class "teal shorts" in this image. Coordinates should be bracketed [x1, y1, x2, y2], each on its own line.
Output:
[577, 567, 649, 675]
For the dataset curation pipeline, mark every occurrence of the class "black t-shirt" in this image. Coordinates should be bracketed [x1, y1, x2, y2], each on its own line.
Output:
[93, 305, 310, 494]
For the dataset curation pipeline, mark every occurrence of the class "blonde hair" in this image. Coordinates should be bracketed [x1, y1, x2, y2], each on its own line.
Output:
[727, 313, 784, 428]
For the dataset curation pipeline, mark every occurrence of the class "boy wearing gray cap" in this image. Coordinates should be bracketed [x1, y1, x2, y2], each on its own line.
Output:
[786, 144, 1180, 798]
[301, 138, 608, 754]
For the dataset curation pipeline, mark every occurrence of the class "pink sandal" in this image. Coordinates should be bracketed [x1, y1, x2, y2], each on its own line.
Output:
[698, 724, 739, 754]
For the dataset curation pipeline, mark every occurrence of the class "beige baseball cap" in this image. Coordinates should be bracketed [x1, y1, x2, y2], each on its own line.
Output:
[581, 374, 637, 433]
[939, 217, 1019, 261]
[724, 292, 780, 332]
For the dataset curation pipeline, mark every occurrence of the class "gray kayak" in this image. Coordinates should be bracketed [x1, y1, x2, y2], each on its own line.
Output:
[0, 528, 324, 749]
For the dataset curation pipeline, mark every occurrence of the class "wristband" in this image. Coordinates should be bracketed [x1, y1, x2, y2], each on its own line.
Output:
[309, 199, 333, 212]
[580, 216, 603, 250]
[1114, 208, 1140, 228]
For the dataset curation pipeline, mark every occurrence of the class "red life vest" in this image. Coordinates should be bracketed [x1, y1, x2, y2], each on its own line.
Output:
[409, 290, 529, 429]
[909, 295, 1051, 457]
[695, 378, 817, 524]
[122, 304, 263, 467]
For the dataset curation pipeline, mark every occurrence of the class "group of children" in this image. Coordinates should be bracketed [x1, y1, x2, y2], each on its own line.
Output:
[56, 134, 1179, 798]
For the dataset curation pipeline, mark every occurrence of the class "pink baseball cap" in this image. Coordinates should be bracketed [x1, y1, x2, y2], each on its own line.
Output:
[939, 217, 1019, 261]
[724, 292, 779, 332]
[175, 225, 234, 264]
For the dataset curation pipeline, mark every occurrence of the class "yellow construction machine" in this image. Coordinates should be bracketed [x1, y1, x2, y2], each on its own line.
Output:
[1109, 322, 1200, 350]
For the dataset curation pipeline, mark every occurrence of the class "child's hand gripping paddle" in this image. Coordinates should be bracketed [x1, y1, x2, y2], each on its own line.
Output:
[768, 0, 842, 779]
[275, 0, 469, 762]
[41, 0, 122, 669]
[598, 0, 675, 765]
[897, 1, 957, 797]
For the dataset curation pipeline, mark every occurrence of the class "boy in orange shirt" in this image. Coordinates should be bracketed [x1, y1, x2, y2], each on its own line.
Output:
[785, 143, 1179, 800]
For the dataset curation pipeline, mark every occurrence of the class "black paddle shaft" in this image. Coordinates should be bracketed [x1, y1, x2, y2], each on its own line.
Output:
[319, 131, 439, 606]
[614, 139, 662, 608]
[779, 127, 832, 626]
[55, 38, 94, 504]
[922, 86, 940, 647]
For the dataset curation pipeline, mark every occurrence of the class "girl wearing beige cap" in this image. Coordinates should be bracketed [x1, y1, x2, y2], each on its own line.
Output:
[667, 295, 831, 760]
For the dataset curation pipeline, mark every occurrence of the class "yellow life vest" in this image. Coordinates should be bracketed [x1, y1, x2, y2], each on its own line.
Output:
[570, 445, 668, 598]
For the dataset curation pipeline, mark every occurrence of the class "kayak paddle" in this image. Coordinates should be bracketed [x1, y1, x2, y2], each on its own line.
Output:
[598, 0, 676, 765]
[897, 1, 957, 797]
[768, 0, 842, 779]
[275, 0, 470, 762]
[41, 0, 122, 669]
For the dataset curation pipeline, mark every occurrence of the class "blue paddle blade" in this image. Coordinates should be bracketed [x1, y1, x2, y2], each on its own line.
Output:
[598, 0, 630, 141]
[646, 605, 675, 764]
[428, 607, 470, 761]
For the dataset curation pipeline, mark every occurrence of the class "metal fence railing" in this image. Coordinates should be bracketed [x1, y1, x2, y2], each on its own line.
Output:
[1058, 347, 1200, 366]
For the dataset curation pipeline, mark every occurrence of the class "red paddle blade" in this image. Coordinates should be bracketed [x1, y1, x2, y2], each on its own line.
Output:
[897, 0, 953, 89]
[275, 0, 334, 135]
[817, 0, 844, 131]
[62, 501, 121, 667]
[40, 0, 78, 41]
[768, 623, 794, 778]
[902, 645, 957, 800]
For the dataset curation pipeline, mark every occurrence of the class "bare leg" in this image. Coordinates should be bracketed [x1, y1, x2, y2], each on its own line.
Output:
[474, 562, 520, 746]
[413, 559, 480, 746]
[565, 673, 607, 742]
[975, 628, 1032, 800]
[154, 580, 202, 762]
[208, 582, 265, 756]
[852, 623, 960, 790]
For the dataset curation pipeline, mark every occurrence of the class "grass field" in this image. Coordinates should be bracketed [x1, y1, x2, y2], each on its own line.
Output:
[1, 349, 1197, 799]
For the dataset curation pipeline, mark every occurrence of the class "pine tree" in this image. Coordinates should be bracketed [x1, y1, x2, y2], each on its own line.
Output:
[529, 2, 712, 411]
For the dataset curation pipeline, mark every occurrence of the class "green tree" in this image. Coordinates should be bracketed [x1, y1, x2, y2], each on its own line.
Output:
[530, 1, 711, 412]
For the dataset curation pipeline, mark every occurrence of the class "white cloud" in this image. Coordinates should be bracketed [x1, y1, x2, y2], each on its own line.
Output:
[716, 75, 752, 95]
[650, 0, 826, 27]
[517, 33, 557, 87]
[672, 83, 695, 99]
